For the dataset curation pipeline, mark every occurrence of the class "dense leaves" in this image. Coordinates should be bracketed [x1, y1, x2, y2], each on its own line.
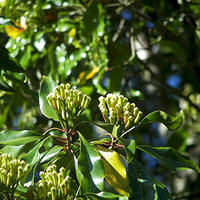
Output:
[1, 0, 200, 199]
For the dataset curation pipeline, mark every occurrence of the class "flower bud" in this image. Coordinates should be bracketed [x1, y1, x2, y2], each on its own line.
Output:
[134, 111, 143, 124]
[59, 167, 66, 178]
[52, 171, 58, 187]
[98, 96, 106, 106]
[51, 187, 57, 200]
[17, 166, 23, 180]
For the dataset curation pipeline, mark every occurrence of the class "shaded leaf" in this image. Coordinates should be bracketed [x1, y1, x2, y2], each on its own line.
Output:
[0, 45, 25, 72]
[138, 110, 183, 131]
[4, 73, 38, 103]
[137, 145, 200, 173]
[0, 130, 45, 145]
[39, 75, 58, 121]
[128, 158, 172, 200]
[108, 67, 123, 92]
[95, 145, 129, 197]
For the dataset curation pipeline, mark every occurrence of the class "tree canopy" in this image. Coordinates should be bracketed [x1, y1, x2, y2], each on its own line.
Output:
[1, 0, 200, 199]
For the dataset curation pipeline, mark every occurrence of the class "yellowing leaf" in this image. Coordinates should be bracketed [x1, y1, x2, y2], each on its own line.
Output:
[68, 27, 76, 38]
[5, 22, 24, 39]
[78, 67, 99, 85]
[95, 145, 129, 197]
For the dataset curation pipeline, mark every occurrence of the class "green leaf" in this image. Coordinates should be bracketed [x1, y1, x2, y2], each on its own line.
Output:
[95, 145, 129, 197]
[0, 145, 26, 158]
[75, 133, 105, 193]
[84, 192, 129, 200]
[0, 18, 21, 29]
[0, 45, 25, 73]
[119, 138, 136, 164]
[137, 145, 200, 173]
[0, 75, 15, 92]
[0, 130, 45, 145]
[88, 121, 117, 134]
[39, 75, 58, 121]
[138, 110, 183, 131]
[108, 67, 123, 92]
[21, 139, 47, 165]
[128, 158, 172, 200]
[4, 73, 38, 103]
[35, 0, 46, 12]
[40, 145, 64, 164]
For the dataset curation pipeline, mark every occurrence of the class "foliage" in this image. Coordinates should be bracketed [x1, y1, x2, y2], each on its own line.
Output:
[1, 0, 200, 199]
[0, 77, 199, 199]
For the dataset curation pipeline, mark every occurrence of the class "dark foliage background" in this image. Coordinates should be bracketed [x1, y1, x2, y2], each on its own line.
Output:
[1, 0, 200, 199]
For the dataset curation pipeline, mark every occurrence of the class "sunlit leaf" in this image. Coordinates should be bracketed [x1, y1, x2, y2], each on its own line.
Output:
[0, 75, 15, 92]
[78, 66, 99, 85]
[137, 145, 200, 173]
[0, 130, 45, 145]
[39, 75, 58, 121]
[95, 145, 129, 197]
[138, 110, 183, 131]
[5, 22, 24, 39]
[119, 138, 136, 164]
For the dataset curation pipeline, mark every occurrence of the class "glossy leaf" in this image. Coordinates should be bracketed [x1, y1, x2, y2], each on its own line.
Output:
[76, 132, 105, 193]
[85, 192, 129, 200]
[0, 145, 26, 158]
[128, 158, 172, 200]
[21, 139, 47, 165]
[0, 130, 45, 145]
[137, 145, 200, 173]
[95, 145, 129, 197]
[0, 75, 15, 92]
[39, 75, 58, 121]
[119, 138, 136, 163]
[138, 110, 183, 131]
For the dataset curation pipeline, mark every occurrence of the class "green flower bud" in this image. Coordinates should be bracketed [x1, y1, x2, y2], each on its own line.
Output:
[118, 95, 124, 106]
[52, 171, 58, 188]
[40, 171, 45, 182]
[57, 172, 62, 186]
[17, 166, 23, 180]
[51, 187, 57, 200]
[123, 102, 131, 111]
[60, 83, 65, 99]
[77, 91, 83, 106]
[59, 167, 66, 179]
[132, 107, 139, 118]
[83, 96, 91, 109]
[134, 111, 143, 124]
[98, 96, 106, 106]
[125, 116, 133, 129]
[6, 173, 11, 187]
[65, 83, 70, 90]
[123, 97, 128, 106]
[101, 107, 109, 123]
